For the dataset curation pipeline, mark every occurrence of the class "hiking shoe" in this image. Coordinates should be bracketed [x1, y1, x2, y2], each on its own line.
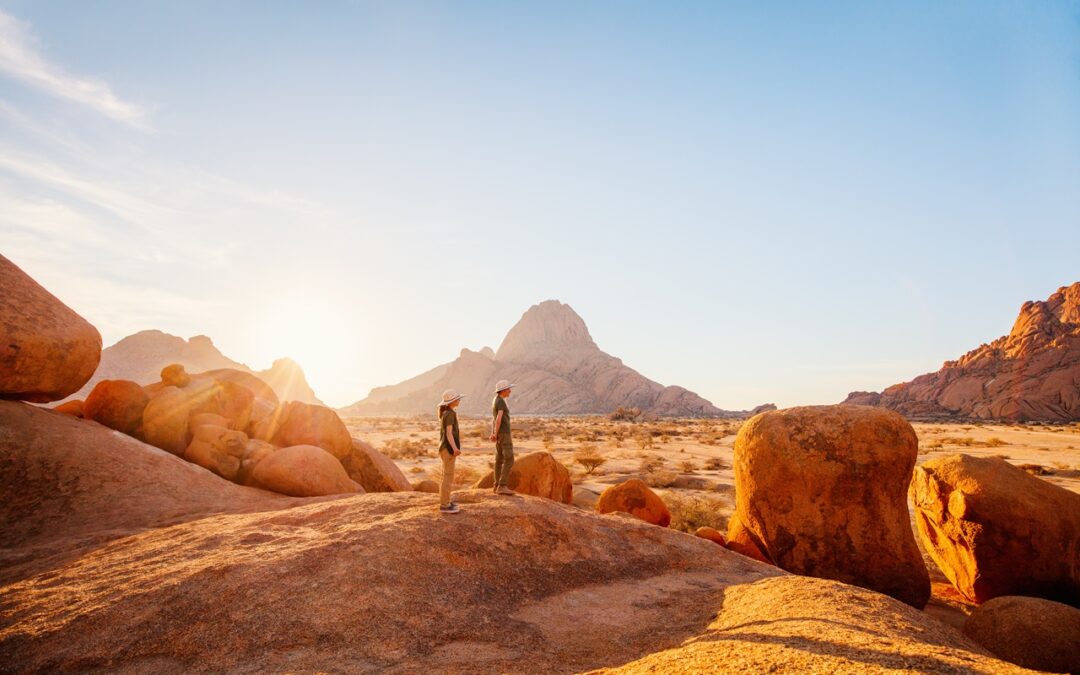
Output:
[439, 504, 460, 514]
[496, 486, 516, 496]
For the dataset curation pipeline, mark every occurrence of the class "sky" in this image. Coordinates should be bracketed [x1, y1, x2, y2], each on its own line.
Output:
[2, 1, 1078, 409]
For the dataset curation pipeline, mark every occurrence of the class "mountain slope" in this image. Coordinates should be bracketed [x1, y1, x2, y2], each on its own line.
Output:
[63, 330, 323, 405]
[341, 300, 766, 417]
[843, 282, 1080, 421]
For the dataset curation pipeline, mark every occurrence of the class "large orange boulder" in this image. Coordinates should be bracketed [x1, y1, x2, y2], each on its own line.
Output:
[911, 454, 1080, 605]
[596, 479, 671, 527]
[963, 596, 1080, 673]
[474, 451, 573, 504]
[236, 439, 278, 487]
[52, 399, 85, 418]
[0, 254, 102, 402]
[83, 379, 150, 436]
[342, 438, 412, 492]
[248, 444, 362, 497]
[253, 401, 351, 461]
[728, 405, 930, 608]
[199, 368, 278, 430]
[140, 379, 223, 455]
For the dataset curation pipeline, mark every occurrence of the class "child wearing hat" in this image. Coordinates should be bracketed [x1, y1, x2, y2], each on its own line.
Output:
[437, 389, 464, 513]
[490, 380, 515, 495]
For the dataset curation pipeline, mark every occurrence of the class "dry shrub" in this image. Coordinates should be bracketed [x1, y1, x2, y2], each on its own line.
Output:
[574, 444, 607, 476]
[664, 492, 731, 534]
[639, 455, 665, 474]
[609, 406, 642, 422]
[636, 435, 655, 451]
[680, 460, 698, 473]
[430, 463, 482, 488]
[383, 438, 430, 459]
[1019, 463, 1051, 476]
[984, 436, 1007, 447]
[644, 470, 679, 488]
[703, 456, 727, 471]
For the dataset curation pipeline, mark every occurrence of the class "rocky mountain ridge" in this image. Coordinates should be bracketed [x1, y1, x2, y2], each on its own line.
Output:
[63, 329, 323, 406]
[341, 300, 770, 417]
[844, 282, 1080, 421]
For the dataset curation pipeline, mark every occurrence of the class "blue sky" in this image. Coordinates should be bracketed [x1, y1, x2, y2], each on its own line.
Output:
[2, 1, 1078, 408]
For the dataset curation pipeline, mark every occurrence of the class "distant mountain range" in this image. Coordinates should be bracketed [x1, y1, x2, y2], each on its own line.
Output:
[340, 300, 772, 417]
[844, 282, 1080, 421]
[63, 330, 322, 405]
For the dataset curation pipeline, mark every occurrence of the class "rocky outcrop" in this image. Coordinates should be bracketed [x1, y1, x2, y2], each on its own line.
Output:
[342, 438, 412, 492]
[60, 329, 323, 406]
[475, 451, 574, 503]
[0, 406, 1029, 673]
[911, 454, 1080, 605]
[596, 479, 671, 527]
[342, 300, 765, 417]
[727, 405, 930, 608]
[963, 596, 1080, 674]
[844, 282, 1080, 421]
[0, 254, 101, 402]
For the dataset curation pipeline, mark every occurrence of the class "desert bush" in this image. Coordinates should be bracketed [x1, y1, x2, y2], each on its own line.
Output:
[680, 460, 698, 473]
[1019, 463, 1051, 476]
[574, 444, 607, 476]
[609, 406, 643, 422]
[639, 455, 665, 474]
[664, 492, 731, 534]
[636, 434, 655, 451]
[382, 438, 430, 459]
[643, 470, 679, 488]
[984, 436, 1007, 447]
[703, 456, 727, 471]
[430, 464, 482, 488]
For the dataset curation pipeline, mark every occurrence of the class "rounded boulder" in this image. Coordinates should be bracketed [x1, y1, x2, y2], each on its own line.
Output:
[0, 254, 102, 402]
[728, 405, 930, 608]
[474, 451, 573, 504]
[249, 444, 362, 497]
[83, 379, 150, 436]
[596, 478, 671, 527]
[963, 596, 1080, 673]
[911, 453, 1080, 605]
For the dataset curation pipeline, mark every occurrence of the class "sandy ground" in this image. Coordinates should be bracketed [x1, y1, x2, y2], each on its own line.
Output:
[342, 414, 1080, 628]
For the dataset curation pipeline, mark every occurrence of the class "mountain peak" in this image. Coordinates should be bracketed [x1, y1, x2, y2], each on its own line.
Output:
[495, 300, 597, 362]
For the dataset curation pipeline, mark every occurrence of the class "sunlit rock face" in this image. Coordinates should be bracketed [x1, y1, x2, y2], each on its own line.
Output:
[844, 282, 1080, 421]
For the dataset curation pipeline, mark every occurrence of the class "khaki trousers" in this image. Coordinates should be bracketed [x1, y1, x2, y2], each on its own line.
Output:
[494, 435, 514, 488]
[439, 449, 455, 507]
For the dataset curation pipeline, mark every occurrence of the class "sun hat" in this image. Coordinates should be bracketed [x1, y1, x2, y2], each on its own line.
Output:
[493, 379, 514, 394]
[439, 389, 464, 406]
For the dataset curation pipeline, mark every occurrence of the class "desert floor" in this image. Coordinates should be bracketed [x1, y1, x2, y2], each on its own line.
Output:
[343, 414, 1080, 627]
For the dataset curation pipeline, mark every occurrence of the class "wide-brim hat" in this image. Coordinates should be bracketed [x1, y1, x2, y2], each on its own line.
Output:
[493, 379, 514, 394]
[439, 389, 464, 405]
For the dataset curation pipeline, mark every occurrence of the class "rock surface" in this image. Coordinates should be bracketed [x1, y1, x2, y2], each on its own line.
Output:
[0, 403, 1029, 673]
[596, 479, 672, 527]
[82, 379, 149, 435]
[342, 437, 413, 492]
[475, 451, 574, 503]
[341, 300, 768, 417]
[60, 329, 323, 406]
[962, 596, 1080, 674]
[248, 444, 361, 497]
[0, 254, 102, 402]
[253, 401, 352, 461]
[843, 282, 1080, 421]
[728, 405, 930, 608]
[911, 454, 1080, 605]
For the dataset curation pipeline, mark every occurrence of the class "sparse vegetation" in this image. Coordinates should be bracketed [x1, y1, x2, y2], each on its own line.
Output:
[664, 492, 731, 534]
[609, 406, 643, 422]
[574, 444, 608, 476]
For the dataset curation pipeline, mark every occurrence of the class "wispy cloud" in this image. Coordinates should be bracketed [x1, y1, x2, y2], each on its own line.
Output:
[0, 10, 149, 129]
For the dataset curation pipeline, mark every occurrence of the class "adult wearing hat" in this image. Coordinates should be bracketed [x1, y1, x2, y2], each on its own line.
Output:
[437, 389, 464, 513]
[490, 379, 515, 495]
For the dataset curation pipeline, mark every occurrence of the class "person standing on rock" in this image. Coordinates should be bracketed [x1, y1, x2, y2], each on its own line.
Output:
[490, 380, 515, 495]
[437, 389, 464, 514]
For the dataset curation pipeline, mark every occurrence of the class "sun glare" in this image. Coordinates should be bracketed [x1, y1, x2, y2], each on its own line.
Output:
[254, 294, 357, 399]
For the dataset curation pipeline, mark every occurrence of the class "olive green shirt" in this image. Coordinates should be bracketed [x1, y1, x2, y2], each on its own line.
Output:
[492, 395, 511, 436]
[439, 408, 460, 453]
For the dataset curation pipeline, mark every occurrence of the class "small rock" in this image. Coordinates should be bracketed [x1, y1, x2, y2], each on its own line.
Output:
[596, 479, 671, 527]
